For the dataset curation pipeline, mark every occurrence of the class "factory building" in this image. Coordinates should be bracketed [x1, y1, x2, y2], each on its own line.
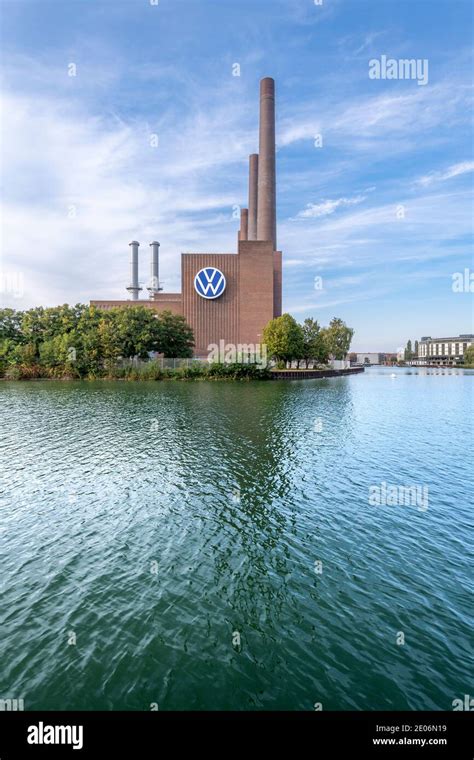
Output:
[91, 78, 282, 357]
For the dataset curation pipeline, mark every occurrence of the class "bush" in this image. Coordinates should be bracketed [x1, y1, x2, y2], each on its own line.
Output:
[4, 366, 21, 380]
[172, 365, 204, 380]
[1, 356, 272, 382]
[4, 364, 45, 380]
[206, 362, 270, 380]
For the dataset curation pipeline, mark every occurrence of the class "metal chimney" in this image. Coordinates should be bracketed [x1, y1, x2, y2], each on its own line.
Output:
[248, 153, 259, 240]
[257, 77, 277, 250]
[126, 241, 142, 300]
[147, 241, 162, 296]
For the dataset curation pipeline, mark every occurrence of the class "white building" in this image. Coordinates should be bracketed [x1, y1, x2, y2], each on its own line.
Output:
[413, 335, 474, 366]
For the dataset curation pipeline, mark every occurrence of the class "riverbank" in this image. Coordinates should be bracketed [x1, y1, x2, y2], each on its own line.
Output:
[0, 363, 365, 382]
[270, 367, 364, 379]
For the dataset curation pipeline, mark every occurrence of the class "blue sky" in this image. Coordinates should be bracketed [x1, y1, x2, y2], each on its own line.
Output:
[0, 0, 472, 351]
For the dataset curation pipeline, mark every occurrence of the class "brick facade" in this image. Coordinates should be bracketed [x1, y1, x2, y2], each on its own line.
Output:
[91, 240, 282, 357]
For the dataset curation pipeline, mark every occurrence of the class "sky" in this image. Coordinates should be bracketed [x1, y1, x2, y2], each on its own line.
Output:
[0, 0, 473, 351]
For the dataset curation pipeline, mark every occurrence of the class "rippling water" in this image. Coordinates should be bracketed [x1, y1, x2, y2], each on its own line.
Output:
[0, 367, 472, 710]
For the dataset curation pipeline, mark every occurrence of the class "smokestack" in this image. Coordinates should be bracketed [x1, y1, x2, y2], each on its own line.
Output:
[257, 77, 277, 250]
[126, 241, 142, 300]
[147, 241, 162, 296]
[239, 208, 248, 241]
[248, 154, 259, 240]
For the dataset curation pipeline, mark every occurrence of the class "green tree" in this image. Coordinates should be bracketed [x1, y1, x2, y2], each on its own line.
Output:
[75, 306, 103, 375]
[321, 318, 354, 360]
[463, 345, 474, 366]
[155, 310, 195, 357]
[39, 333, 79, 376]
[111, 306, 161, 359]
[0, 303, 196, 376]
[97, 315, 122, 369]
[404, 339, 413, 361]
[0, 338, 18, 375]
[301, 318, 329, 367]
[263, 313, 304, 365]
[12, 342, 38, 366]
[0, 309, 22, 342]
[414, 340, 419, 357]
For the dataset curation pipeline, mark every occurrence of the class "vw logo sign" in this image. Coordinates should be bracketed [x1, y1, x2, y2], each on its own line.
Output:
[194, 267, 226, 299]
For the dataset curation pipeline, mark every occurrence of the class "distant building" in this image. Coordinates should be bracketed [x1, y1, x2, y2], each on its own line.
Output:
[412, 335, 474, 366]
[380, 353, 398, 365]
[351, 353, 397, 366]
[356, 353, 381, 365]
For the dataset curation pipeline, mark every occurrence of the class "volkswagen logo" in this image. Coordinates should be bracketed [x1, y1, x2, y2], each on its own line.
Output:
[194, 267, 226, 299]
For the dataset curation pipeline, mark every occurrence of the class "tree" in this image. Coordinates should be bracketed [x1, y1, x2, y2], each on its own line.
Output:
[404, 340, 413, 361]
[0, 302, 196, 376]
[112, 306, 162, 359]
[464, 345, 474, 366]
[0, 309, 22, 341]
[321, 318, 354, 360]
[414, 340, 419, 357]
[263, 314, 304, 365]
[39, 333, 80, 376]
[301, 318, 329, 367]
[155, 311, 194, 357]
[97, 315, 122, 369]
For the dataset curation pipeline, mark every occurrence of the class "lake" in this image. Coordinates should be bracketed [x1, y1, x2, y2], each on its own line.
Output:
[0, 367, 472, 710]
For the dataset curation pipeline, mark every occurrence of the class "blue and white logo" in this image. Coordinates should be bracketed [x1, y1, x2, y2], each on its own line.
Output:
[194, 267, 226, 299]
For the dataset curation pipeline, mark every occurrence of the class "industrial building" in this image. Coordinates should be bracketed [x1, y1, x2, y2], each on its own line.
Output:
[91, 78, 282, 357]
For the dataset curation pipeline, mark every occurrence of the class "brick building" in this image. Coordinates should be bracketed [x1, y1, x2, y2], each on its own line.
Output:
[91, 78, 283, 357]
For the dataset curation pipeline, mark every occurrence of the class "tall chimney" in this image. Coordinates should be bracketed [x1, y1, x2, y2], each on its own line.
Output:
[257, 77, 277, 250]
[147, 241, 162, 297]
[239, 208, 248, 241]
[248, 154, 259, 240]
[126, 241, 142, 300]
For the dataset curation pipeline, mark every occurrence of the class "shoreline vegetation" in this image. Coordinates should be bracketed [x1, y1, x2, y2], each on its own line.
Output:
[0, 363, 365, 382]
[1, 361, 272, 382]
[2, 304, 471, 379]
[0, 304, 358, 382]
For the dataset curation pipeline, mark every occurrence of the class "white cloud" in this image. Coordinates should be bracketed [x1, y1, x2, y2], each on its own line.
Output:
[278, 81, 473, 153]
[0, 80, 254, 308]
[416, 160, 474, 186]
[296, 195, 366, 218]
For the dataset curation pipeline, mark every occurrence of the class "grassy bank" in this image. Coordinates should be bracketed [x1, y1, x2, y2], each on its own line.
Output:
[0, 361, 272, 382]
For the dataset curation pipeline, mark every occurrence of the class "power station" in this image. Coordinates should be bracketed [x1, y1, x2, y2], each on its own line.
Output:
[91, 77, 283, 357]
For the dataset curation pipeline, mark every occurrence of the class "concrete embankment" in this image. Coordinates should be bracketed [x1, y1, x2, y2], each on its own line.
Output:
[270, 367, 365, 380]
